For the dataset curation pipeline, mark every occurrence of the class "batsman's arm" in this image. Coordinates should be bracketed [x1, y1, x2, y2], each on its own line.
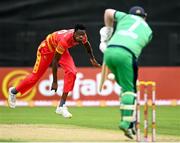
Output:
[99, 9, 115, 53]
[104, 9, 116, 27]
[51, 51, 62, 91]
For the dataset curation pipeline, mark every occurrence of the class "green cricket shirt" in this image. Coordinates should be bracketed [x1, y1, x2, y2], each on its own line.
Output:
[108, 11, 153, 58]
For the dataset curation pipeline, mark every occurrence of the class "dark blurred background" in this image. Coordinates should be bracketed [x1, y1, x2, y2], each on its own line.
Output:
[0, 0, 180, 67]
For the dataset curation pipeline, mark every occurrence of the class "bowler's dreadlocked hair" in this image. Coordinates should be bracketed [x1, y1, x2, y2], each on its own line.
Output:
[74, 24, 86, 32]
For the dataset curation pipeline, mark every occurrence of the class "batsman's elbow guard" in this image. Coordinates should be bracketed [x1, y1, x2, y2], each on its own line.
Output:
[99, 42, 107, 53]
[99, 26, 113, 42]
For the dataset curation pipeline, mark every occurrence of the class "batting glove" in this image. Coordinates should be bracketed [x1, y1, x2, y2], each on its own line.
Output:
[99, 42, 107, 53]
[99, 26, 113, 42]
[99, 26, 113, 53]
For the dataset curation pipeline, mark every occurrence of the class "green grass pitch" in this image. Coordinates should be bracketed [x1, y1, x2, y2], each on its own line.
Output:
[0, 106, 180, 136]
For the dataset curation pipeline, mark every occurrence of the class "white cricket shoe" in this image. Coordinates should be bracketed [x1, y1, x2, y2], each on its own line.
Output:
[55, 105, 72, 118]
[8, 87, 16, 108]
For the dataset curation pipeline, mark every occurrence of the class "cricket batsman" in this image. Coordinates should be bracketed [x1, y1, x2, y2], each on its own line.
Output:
[99, 6, 153, 139]
[8, 24, 100, 118]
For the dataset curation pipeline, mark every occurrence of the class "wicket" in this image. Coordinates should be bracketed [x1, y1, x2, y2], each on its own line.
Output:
[136, 81, 156, 142]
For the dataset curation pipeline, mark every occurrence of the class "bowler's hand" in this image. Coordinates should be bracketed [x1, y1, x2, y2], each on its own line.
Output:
[51, 82, 58, 92]
[90, 58, 101, 67]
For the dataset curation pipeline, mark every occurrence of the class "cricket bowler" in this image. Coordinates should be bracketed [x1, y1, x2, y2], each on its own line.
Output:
[8, 24, 100, 118]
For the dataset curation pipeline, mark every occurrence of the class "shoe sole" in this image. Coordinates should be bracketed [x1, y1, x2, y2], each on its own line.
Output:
[8, 97, 15, 108]
[120, 128, 134, 140]
[55, 111, 72, 119]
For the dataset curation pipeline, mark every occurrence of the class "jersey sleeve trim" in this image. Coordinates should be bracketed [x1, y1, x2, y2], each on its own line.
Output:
[56, 44, 65, 54]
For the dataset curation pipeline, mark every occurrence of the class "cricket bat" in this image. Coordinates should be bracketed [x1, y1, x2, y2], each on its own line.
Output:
[99, 61, 109, 92]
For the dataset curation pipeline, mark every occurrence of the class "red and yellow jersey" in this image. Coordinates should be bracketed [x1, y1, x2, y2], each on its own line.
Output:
[45, 29, 87, 54]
